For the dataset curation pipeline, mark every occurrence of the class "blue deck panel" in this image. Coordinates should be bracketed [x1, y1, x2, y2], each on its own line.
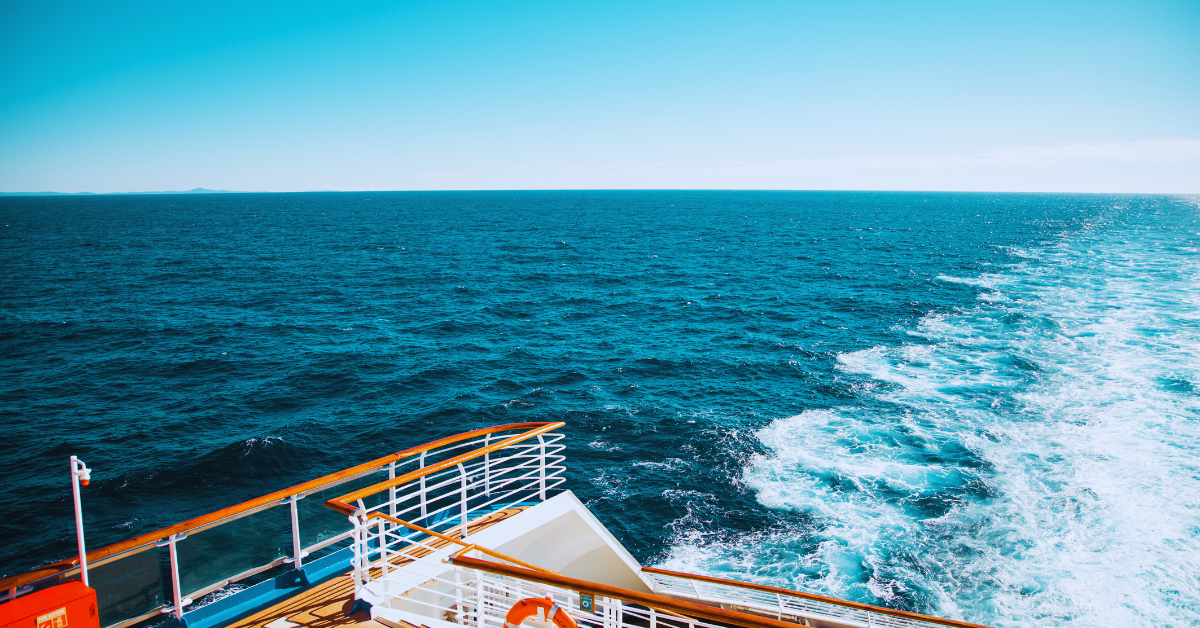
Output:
[180, 548, 354, 628]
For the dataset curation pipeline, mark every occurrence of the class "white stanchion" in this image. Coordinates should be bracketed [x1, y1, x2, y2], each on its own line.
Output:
[69, 456, 92, 587]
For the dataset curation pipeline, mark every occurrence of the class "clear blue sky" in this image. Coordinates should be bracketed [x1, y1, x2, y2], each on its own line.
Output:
[1, 0, 1197, 193]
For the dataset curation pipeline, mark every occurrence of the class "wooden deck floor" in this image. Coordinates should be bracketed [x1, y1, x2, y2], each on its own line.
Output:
[222, 507, 530, 628]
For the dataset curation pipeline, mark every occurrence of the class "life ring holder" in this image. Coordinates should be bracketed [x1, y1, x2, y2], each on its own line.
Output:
[504, 596, 579, 628]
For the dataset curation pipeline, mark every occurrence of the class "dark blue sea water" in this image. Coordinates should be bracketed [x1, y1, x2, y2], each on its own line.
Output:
[2, 192, 1197, 627]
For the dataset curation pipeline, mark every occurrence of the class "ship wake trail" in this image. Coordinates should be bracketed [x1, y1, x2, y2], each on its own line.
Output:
[661, 204, 1200, 627]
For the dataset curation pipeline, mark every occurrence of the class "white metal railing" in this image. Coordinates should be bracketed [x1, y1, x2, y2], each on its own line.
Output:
[2, 460, 389, 626]
[355, 542, 734, 628]
[0, 423, 565, 628]
[336, 423, 980, 628]
[645, 571, 959, 628]
[346, 430, 566, 596]
[471, 570, 723, 628]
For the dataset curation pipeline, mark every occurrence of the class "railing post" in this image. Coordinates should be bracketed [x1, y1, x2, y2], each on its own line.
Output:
[475, 569, 486, 628]
[459, 463, 469, 540]
[419, 452, 428, 520]
[156, 533, 189, 620]
[776, 593, 783, 620]
[289, 495, 304, 569]
[389, 462, 398, 518]
[350, 515, 363, 594]
[537, 435, 547, 501]
[168, 535, 183, 619]
[453, 567, 464, 624]
[378, 518, 389, 578]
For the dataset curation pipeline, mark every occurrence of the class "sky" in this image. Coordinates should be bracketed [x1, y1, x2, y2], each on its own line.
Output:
[1, 0, 1198, 193]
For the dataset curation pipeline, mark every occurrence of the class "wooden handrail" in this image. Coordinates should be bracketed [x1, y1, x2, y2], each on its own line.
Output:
[366, 511, 561, 576]
[0, 422, 560, 592]
[324, 422, 565, 515]
[641, 567, 992, 628]
[442, 545, 697, 624]
[451, 556, 824, 628]
[367, 511, 696, 625]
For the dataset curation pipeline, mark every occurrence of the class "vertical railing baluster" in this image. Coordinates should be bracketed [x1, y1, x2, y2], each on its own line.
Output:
[389, 462, 398, 518]
[475, 569, 486, 628]
[459, 463, 469, 540]
[378, 518, 389, 578]
[776, 592, 783, 620]
[419, 452, 428, 520]
[537, 435, 547, 501]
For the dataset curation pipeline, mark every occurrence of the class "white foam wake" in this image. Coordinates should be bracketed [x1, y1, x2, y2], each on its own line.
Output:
[660, 204, 1200, 626]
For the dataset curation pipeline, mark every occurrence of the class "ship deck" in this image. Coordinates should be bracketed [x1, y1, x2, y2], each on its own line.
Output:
[222, 506, 531, 628]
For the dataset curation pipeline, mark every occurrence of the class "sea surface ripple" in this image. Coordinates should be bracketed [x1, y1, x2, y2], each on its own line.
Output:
[1, 191, 1196, 626]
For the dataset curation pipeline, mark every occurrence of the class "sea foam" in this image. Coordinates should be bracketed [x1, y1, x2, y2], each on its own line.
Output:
[662, 210, 1200, 626]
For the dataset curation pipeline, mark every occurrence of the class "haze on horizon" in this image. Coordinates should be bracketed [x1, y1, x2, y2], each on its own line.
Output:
[1, 0, 1198, 194]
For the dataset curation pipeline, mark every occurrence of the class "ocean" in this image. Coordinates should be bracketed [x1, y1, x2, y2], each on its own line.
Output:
[1, 191, 1196, 627]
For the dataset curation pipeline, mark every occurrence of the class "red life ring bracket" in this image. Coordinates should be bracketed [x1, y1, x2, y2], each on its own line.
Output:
[504, 597, 578, 628]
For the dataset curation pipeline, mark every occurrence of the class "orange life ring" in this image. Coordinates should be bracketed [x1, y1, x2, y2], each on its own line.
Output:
[504, 597, 578, 628]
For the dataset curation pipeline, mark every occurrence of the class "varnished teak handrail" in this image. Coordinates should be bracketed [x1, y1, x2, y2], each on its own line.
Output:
[0, 422, 562, 592]
[366, 511, 560, 576]
[641, 567, 992, 628]
[452, 556, 826, 628]
[455, 557, 992, 628]
[324, 422, 565, 514]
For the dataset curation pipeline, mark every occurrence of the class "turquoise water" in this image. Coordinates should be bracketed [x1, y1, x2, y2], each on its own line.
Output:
[1, 192, 1197, 626]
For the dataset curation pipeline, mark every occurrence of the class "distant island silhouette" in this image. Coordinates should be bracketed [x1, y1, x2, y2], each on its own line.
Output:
[0, 188, 252, 196]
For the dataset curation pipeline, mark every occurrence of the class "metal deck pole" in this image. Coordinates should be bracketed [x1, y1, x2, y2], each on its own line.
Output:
[69, 456, 91, 587]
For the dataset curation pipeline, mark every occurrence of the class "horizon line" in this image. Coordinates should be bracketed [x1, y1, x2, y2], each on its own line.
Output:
[2, 189, 1198, 197]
